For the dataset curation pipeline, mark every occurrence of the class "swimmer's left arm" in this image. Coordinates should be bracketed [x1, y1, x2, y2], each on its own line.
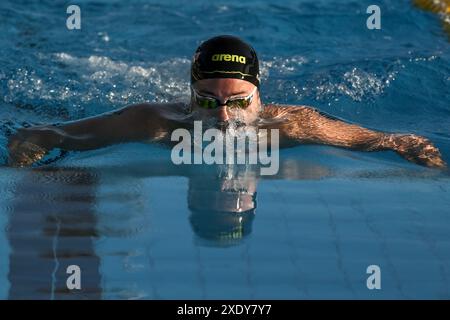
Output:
[278, 106, 446, 168]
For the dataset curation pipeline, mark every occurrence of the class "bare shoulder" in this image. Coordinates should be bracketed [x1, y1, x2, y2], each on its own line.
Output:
[110, 102, 190, 127]
[259, 104, 344, 142]
[261, 104, 343, 122]
[261, 104, 319, 120]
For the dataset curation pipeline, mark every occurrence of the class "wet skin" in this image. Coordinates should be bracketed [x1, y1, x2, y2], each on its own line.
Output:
[7, 78, 446, 168]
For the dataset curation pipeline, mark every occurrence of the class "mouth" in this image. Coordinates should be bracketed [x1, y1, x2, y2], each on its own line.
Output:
[216, 120, 247, 131]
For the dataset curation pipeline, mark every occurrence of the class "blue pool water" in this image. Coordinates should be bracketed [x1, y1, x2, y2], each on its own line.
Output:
[0, 0, 449, 299]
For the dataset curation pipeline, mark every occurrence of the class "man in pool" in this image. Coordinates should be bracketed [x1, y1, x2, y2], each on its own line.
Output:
[7, 35, 446, 168]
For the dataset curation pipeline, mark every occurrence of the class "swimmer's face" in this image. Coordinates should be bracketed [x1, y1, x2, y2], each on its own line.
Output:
[191, 78, 261, 126]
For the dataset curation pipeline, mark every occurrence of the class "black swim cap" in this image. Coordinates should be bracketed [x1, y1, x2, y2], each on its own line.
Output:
[191, 35, 260, 88]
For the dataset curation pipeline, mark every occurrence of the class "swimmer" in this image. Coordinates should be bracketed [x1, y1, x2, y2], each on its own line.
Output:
[7, 35, 447, 168]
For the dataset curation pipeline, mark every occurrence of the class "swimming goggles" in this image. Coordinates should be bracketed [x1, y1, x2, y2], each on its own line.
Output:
[191, 86, 257, 110]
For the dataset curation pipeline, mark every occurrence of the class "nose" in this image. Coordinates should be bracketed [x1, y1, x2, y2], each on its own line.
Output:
[217, 105, 229, 122]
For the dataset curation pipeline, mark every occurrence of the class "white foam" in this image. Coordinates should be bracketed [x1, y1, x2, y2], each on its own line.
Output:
[263, 55, 402, 103]
[2, 52, 192, 121]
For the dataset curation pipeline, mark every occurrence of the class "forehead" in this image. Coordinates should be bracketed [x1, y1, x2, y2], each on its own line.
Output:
[193, 78, 255, 96]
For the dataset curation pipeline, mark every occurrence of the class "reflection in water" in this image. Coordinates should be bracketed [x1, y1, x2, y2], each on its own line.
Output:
[7, 167, 101, 299]
[188, 166, 258, 247]
[186, 161, 332, 247]
[96, 158, 333, 248]
[5, 158, 333, 298]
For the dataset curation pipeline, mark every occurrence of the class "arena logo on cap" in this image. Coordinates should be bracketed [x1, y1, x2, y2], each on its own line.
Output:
[212, 54, 246, 64]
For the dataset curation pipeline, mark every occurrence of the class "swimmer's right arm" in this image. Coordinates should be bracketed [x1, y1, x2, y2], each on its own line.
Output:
[274, 105, 446, 169]
[7, 103, 169, 167]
